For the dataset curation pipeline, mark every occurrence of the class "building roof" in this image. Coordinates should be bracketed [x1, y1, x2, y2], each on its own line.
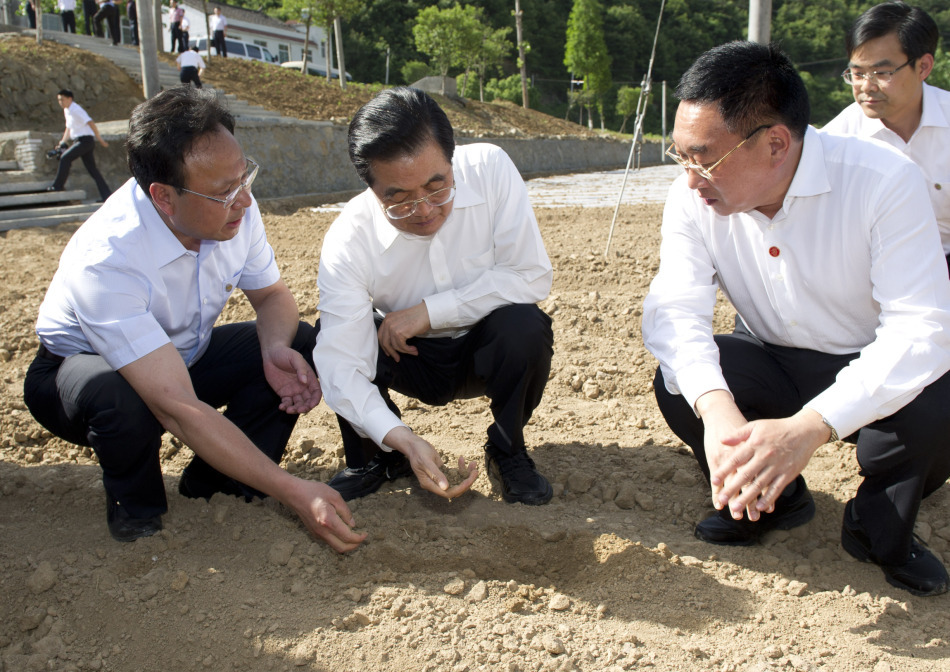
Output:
[182, 1, 292, 32]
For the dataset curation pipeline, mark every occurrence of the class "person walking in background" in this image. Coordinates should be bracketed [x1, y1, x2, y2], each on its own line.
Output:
[209, 6, 227, 57]
[58, 0, 77, 33]
[179, 14, 190, 52]
[169, 0, 185, 52]
[47, 89, 112, 202]
[82, 0, 97, 34]
[24, 0, 36, 28]
[177, 45, 205, 88]
[127, 0, 138, 45]
[93, 0, 120, 44]
[824, 1, 950, 274]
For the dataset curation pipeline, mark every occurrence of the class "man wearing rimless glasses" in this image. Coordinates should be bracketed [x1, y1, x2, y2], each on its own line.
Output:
[313, 87, 555, 507]
[24, 87, 367, 553]
[643, 41, 950, 596]
[824, 2, 950, 273]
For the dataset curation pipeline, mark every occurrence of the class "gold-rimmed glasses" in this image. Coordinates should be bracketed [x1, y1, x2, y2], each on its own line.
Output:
[666, 125, 772, 180]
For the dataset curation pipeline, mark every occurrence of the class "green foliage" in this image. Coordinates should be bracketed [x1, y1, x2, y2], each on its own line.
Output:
[800, 70, 856, 127]
[413, 3, 484, 79]
[401, 60, 434, 84]
[929, 47, 950, 91]
[486, 73, 541, 108]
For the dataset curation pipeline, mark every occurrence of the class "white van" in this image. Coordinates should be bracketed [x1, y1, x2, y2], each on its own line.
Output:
[191, 37, 278, 64]
[280, 60, 352, 81]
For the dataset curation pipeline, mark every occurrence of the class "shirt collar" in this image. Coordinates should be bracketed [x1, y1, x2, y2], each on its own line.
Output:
[132, 181, 207, 266]
[783, 126, 831, 207]
[919, 82, 950, 130]
[370, 173, 486, 251]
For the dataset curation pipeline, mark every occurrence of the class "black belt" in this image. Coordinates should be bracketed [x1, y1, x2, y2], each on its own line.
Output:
[37, 344, 65, 364]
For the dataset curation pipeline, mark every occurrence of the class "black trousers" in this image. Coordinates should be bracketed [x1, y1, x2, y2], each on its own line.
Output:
[170, 21, 184, 52]
[653, 324, 950, 564]
[61, 10, 76, 33]
[82, 0, 97, 34]
[52, 136, 111, 200]
[212, 30, 227, 57]
[325, 304, 553, 467]
[23, 322, 316, 519]
[93, 3, 119, 43]
[179, 65, 201, 88]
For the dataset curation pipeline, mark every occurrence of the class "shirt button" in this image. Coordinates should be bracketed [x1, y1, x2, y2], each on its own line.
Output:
[769, 246, 780, 257]
[226, 284, 233, 291]
[936, 184, 943, 191]
[202, 298, 208, 305]
[775, 274, 784, 282]
[789, 320, 798, 327]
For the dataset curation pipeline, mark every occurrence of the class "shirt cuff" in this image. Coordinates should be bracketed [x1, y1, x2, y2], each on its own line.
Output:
[423, 290, 459, 330]
[671, 362, 731, 414]
[363, 407, 409, 450]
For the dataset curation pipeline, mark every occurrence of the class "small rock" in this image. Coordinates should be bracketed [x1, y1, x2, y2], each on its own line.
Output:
[268, 541, 295, 566]
[542, 634, 566, 655]
[786, 580, 808, 597]
[566, 472, 593, 494]
[763, 645, 783, 659]
[466, 580, 488, 603]
[635, 492, 655, 511]
[0, 348, 11, 362]
[170, 571, 189, 591]
[541, 529, 566, 542]
[444, 578, 465, 595]
[671, 469, 697, 486]
[614, 483, 637, 510]
[27, 561, 57, 594]
[549, 593, 571, 611]
[582, 380, 600, 399]
[343, 587, 362, 602]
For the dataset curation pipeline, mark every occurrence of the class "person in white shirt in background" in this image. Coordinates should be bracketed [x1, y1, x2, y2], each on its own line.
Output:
[58, 0, 77, 33]
[209, 6, 227, 57]
[824, 1, 950, 274]
[47, 89, 111, 201]
[642, 41, 950, 597]
[314, 87, 555, 506]
[177, 45, 206, 88]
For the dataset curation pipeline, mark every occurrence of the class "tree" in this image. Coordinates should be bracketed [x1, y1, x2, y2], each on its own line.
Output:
[412, 3, 483, 95]
[615, 85, 640, 134]
[312, 0, 362, 88]
[469, 24, 513, 102]
[282, 0, 320, 73]
[564, 0, 612, 129]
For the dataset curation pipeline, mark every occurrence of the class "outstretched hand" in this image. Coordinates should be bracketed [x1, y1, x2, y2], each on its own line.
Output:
[286, 480, 367, 553]
[262, 346, 321, 413]
[384, 426, 478, 499]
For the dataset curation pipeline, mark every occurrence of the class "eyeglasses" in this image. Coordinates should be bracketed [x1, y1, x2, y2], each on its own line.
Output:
[384, 185, 456, 220]
[665, 125, 772, 181]
[841, 58, 914, 86]
[179, 158, 259, 209]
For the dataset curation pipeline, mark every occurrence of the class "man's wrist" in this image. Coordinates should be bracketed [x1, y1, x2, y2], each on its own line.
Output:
[821, 416, 839, 443]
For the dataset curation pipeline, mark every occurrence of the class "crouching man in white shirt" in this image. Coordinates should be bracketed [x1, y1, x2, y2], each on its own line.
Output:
[314, 87, 555, 506]
[642, 41, 950, 596]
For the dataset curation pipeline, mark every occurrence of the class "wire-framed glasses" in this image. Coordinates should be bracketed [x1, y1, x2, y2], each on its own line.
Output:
[841, 58, 913, 86]
[665, 125, 772, 181]
[179, 158, 259, 209]
[384, 185, 456, 220]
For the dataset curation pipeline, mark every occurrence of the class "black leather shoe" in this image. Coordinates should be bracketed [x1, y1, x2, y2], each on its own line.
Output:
[485, 444, 552, 506]
[106, 496, 162, 543]
[694, 476, 815, 546]
[327, 451, 413, 501]
[841, 500, 948, 597]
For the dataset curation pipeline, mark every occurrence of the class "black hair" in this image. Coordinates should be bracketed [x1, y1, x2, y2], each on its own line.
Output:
[126, 86, 235, 193]
[846, 1, 938, 62]
[58, 89, 73, 98]
[676, 41, 810, 140]
[347, 87, 454, 186]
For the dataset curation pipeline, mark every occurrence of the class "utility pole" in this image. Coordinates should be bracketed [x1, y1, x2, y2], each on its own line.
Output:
[137, 0, 161, 98]
[514, 0, 528, 109]
[748, 0, 772, 44]
[35, 1, 43, 44]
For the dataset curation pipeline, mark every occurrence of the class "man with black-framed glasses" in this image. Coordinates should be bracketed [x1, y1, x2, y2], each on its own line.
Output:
[23, 87, 367, 553]
[825, 2, 950, 273]
[313, 87, 555, 507]
[643, 41, 950, 596]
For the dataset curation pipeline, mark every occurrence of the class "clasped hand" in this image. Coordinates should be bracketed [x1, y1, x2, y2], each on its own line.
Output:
[262, 346, 322, 414]
[377, 303, 431, 362]
[704, 408, 826, 521]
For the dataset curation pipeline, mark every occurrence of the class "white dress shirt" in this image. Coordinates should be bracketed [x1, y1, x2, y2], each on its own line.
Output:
[63, 101, 94, 140]
[314, 143, 553, 447]
[642, 127, 950, 438]
[177, 50, 205, 69]
[58, 0, 76, 11]
[209, 13, 226, 31]
[36, 178, 280, 370]
[823, 82, 950, 255]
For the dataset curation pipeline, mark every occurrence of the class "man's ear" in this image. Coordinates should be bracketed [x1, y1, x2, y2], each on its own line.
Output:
[919, 52, 935, 81]
[148, 183, 176, 218]
[767, 125, 794, 166]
